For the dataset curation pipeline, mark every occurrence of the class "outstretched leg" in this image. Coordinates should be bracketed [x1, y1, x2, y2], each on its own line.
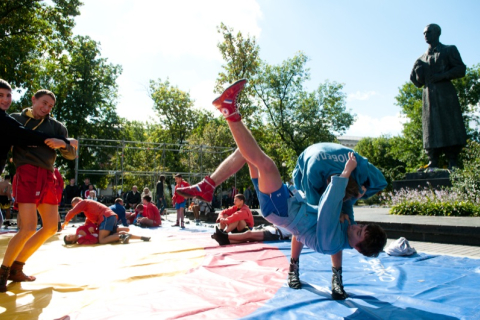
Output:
[175, 148, 246, 202]
[212, 79, 282, 194]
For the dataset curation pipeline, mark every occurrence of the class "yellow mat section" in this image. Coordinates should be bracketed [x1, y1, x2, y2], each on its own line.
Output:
[0, 228, 205, 320]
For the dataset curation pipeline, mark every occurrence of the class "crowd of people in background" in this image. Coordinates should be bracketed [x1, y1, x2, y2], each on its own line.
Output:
[1, 170, 261, 229]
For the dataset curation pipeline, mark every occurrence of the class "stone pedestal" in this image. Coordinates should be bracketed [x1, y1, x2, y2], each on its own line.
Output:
[392, 170, 451, 191]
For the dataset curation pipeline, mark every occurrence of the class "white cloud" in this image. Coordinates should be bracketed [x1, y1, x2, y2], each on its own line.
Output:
[347, 90, 378, 101]
[344, 113, 407, 138]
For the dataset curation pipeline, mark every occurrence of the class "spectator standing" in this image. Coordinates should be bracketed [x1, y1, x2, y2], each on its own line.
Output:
[0, 175, 12, 220]
[63, 178, 78, 207]
[244, 185, 253, 207]
[156, 175, 167, 215]
[172, 174, 190, 228]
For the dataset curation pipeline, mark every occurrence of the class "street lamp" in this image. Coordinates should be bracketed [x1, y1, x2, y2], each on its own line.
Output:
[282, 162, 286, 183]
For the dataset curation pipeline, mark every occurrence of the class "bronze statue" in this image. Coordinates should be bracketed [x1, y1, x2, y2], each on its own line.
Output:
[410, 23, 467, 170]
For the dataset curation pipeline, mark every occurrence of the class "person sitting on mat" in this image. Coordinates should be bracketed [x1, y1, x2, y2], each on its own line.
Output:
[216, 194, 254, 233]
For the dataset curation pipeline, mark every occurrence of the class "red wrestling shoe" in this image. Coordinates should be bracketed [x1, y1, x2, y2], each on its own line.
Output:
[175, 176, 216, 203]
[212, 79, 247, 122]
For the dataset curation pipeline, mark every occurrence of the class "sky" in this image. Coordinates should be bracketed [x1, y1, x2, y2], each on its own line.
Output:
[72, 0, 480, 138]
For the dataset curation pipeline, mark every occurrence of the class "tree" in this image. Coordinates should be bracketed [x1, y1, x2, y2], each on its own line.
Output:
[354, 136, 406, 191]
[252, 52, 355, 156]
[6, 35, 123, 180]
[391, 82, 426, 170]
[0, 0, 82, 90]
[215, 23, 262, 124]
[149, 78, 202, 173]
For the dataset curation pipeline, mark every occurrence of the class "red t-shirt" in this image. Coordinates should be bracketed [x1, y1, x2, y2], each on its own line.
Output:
[218, 204, 254, 228]
[173, 180, 190, 204]
[65, 199, 117, 225]
[143, 202, 161, 226]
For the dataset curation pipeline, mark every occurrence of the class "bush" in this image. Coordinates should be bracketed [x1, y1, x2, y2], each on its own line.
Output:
[385, 186, 480, 217]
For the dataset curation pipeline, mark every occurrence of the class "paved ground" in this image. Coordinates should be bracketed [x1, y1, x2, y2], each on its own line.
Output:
[354, 206, 480, 227]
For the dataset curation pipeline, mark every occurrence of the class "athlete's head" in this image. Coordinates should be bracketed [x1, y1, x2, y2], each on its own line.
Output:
[233, 194, 245, 208]
[115, 198, 123, 205]
[31, 89, 56, 119]
[4, 175, 11, 181]
[174, 174, 182, 184]
[71, 197, 82, 207]
[142, 195, 152, 204]
[348, 223, 387, 257]
[64, 234, 79, 245]
[0, 79, 12, 111]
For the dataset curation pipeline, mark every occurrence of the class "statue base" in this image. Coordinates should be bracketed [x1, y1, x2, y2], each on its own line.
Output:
[392, 170, 451, 191]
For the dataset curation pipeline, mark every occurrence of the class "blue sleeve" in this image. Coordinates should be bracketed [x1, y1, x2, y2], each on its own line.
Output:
[361, 163, 387, 199]
[300, 176, 348, 254]
[341, 199, 356, 225]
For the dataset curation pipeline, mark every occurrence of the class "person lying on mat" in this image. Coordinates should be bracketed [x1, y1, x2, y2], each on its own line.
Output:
[212, 224, 291, 245]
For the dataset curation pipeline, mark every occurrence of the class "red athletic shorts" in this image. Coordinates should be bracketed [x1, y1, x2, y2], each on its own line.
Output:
[12, 164, 58, 206]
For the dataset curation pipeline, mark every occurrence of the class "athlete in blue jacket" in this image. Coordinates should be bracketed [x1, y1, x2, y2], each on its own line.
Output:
[176, 80, 387, 300]
[289, 142, 387, 298]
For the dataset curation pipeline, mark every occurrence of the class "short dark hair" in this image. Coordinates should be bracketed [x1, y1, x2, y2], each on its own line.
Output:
[356, 224, 387, 257]
[327, 175, 359, 201]
[0, 79, 12, 91]
[143, 195, 152, 202]
[34, 89, 56, 102]
[175, 173, 182, 178]
[160, 175, 165, 181]
[234, 194, 245, 202]
[4, 175, 11, 180]
[115, 198, 123, 204]
[64, 235, 76, 245]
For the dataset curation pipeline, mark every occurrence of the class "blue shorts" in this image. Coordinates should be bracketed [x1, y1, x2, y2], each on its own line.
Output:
[175, 201, 186, 210]
[99, 215, 117, 232]
[251, 178, 289, 218]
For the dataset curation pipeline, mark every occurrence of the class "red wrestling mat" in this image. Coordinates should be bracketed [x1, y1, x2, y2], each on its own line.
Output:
[0, 227, 289, 319]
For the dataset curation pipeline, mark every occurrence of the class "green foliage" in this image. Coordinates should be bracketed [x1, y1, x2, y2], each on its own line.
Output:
[450, 140, 480, 202]
[215, 23, 261, 125]
[390, 201, 479, 217]
[252, 52, 354, 156]
[0, 0, 82, 90]
[391, 82, 427, 171]
[354, 136, 406, 191]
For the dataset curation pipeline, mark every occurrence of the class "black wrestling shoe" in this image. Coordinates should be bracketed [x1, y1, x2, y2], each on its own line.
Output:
[212, 226, 230, 245]
[331, 267, 348, 300]
[288, 258, 302, 289]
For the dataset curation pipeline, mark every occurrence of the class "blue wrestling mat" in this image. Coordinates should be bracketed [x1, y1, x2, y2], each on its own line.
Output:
[249, 241, 480, 320]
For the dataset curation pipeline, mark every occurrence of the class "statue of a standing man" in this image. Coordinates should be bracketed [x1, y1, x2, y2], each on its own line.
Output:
[410, 23, 467, 170]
